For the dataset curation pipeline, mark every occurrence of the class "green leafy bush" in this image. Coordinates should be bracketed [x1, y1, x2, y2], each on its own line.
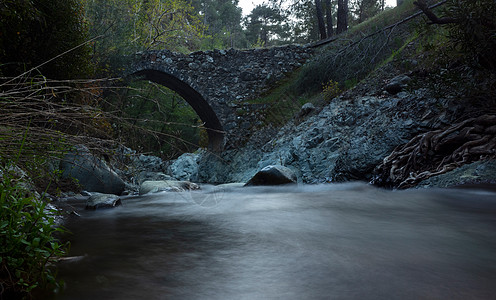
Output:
[0, 167, 69, 298]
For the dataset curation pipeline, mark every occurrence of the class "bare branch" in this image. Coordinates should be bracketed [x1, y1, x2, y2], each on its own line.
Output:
[413, 0, 459, 24]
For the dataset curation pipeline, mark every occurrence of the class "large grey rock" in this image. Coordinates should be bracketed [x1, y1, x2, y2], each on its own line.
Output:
[139, 180, 200, 195]
[85, 193, 122, 210]
[136, 172, 175, 184]
[60, 145, 125, 195]
[135, 154, 165, 172]
[296, 103, 316, 121]
[169, 153, 199, 181]
[385, 75, 411, 94]
[245, 165, 297, 186]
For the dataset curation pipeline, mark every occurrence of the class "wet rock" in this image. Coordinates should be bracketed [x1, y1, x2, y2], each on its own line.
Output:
[245, 165, 297, 186]
[60, 145, 125, 195]
[85, 193, 122, 210]
[215, 183, 245, 190]
[139, 180, 200, 195]
[137, 171, 175, 184]
[168, 153, 199, 181]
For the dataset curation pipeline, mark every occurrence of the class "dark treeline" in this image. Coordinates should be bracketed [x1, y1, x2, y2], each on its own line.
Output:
[0, 0, 391, 79]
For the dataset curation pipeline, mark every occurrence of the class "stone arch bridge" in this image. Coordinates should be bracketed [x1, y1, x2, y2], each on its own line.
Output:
[127, 45, 314, 151]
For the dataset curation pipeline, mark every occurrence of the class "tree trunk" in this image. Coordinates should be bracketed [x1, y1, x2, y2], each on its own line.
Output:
[337, 0, 348, 34]
[315, 0, 327, 39]
[324, 0, 333, 37]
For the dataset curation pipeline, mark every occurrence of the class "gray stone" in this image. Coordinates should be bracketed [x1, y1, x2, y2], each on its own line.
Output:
[135, 154, 165, 172]
[139, 180, 200, 195]
[136, 172, 175, 184]
[298, 102, 316, 118]
[240, 71, 257, 81]
[60, 145, 125, 195]
[188, 62, 199, 70]
[385, 75, 411, 94]
[169, 153, 199, 181]
[417, 160, 496, 188]
[215, 183, 245, 189]
[245, 165, 297, 186]
[85, 193, 122, 210]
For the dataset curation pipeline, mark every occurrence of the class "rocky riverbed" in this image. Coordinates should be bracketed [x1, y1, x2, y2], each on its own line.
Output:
[56, 72, 496, 199]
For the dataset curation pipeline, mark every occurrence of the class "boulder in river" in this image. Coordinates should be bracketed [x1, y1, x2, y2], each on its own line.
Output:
[245, 165, 297, 186]
[85, 193, 122, 210]
[139, 180, 200, 195]
[60, 145, 126, 195]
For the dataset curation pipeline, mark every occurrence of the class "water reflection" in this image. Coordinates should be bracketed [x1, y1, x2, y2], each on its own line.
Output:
[52, 183, 496, 299]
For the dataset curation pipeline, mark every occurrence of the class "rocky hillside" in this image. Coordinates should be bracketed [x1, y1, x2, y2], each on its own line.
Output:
[58, 1, 496, 191]
[178, 3, 496, 188]
[192, 68, 495, 187]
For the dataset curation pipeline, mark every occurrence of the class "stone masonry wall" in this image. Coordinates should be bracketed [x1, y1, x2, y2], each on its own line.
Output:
[128, 45, 313, 149]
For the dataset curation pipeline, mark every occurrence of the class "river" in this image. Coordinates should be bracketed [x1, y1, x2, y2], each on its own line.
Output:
[50, 183, 496, 299]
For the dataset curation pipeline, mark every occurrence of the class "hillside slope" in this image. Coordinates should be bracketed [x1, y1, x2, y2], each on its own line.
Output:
[191, 1, 496, 188]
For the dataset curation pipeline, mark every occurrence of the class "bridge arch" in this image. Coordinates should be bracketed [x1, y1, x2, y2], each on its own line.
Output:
[129, 67, 224, 152]
[127, 46, 314, 150]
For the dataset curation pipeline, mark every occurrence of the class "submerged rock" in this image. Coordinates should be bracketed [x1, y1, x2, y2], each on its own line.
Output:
[215, 183, 245, 189]
[245, 165, 297, 186]
[139, 180, 200, 195]
[85, 193, 122, 210]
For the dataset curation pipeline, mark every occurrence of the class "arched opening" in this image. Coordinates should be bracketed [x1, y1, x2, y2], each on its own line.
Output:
[130, 69, 224, 152]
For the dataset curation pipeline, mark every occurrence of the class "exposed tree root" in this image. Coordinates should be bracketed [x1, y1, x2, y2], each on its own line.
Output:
[373, 114, 496, 188]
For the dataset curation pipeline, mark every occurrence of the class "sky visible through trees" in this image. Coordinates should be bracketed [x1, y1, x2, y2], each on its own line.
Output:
[239, 0, 397, 16]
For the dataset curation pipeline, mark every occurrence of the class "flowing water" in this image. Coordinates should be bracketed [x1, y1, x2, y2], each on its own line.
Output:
[51, 183, 496, 299]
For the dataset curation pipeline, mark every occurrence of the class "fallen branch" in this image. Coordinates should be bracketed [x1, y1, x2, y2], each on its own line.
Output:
[413, 0, 459, 24]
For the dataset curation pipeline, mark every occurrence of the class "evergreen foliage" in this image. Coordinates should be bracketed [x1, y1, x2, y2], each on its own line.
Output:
[244, 4, 290, 47]
[191, 0, 247, 49]
[85, 0, 206, 75]
[0, 0, 92, 79]
[445, 0, 496, 69]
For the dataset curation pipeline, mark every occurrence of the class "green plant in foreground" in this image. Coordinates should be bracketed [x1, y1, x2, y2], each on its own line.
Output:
[0, 167, 68, 298]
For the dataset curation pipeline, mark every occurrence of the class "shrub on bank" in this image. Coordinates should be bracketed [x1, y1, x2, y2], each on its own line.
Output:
[0, 167, 67, 299]
[0, 166, 69, 298]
